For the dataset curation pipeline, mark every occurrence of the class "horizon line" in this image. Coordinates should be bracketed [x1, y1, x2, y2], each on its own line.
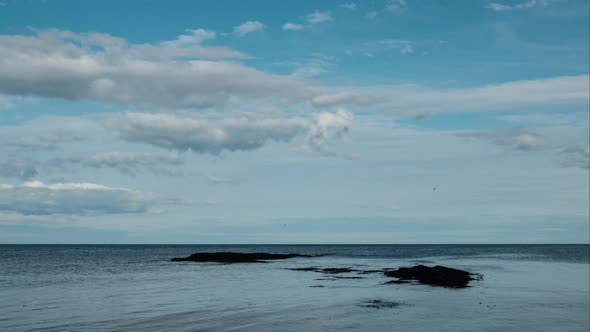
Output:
[1, 243, 588, 246]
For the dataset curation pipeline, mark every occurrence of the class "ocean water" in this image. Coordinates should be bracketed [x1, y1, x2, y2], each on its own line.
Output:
[0, 245, 588, 331]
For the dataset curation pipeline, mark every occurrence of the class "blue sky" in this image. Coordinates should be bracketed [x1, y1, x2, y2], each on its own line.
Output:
[0, 0, 588, 244]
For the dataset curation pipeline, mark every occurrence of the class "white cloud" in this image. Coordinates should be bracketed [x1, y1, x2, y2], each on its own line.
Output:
[103, 111, 353, 155]
[341, 3, 357, 10]
[514, 133, 540, 150]
[0, 181, 154, 215]
[103, 112, 308, 154]
[0, 29, 314, 109]
[0, 29, 586, 115]
[486, 3, 512, 11]
[161, 28, 216, 47]
[486, 0, 549, 11]
[304, 109, 353, 147]
[307, 11, 332, 24]
[312, 75, 590, 115]
[0, 159, 37, 180]
[233, 21, 265, 36]
[282, 22, 305, 31]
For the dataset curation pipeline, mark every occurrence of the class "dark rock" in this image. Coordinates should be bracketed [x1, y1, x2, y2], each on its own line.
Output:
[321, 267, 359, 274]
[288, 267, 358, 274]
[384, 265, 477, 288]
[171, 252, 312, 263]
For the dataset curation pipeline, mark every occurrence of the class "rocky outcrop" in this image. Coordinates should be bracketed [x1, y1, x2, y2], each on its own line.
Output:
[289, 264, 479, 288]
[384, 264, 477, 288]
[171, 252, 312, 263]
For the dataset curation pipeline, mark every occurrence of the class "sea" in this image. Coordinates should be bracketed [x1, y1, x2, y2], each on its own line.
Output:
[0, 244, 588, 331]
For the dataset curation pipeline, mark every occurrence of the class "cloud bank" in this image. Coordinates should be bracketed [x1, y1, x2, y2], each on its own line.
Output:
[0, 181, 153, 215]
[0, 29, 313, 109]
[0, 29, 587, 116]
[103, 111, 352, 154]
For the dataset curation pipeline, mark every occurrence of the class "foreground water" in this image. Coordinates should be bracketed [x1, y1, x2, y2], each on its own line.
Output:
[0, 245, 588, 331]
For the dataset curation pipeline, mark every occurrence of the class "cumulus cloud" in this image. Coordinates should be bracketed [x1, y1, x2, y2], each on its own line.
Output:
[307, 11, 332, 24]
[104, 112, 308, 154]
[0, 159, 38, 180]
[304, 109, 353, 147]
[0, 29, 316, 109]
[486, 0, 548, 11]
[103, 111, 353, 155]
[233, 21, 265, 36]
[0, 181, 154, 215]
[282, 22, 305, 31]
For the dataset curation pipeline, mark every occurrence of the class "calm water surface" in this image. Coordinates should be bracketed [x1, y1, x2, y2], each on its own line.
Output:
[0, 244, 588, 331]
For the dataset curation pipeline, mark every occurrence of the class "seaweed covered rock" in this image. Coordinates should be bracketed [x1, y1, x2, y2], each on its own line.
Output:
[171, 252, 312, 263]
[384, 265, 477, 288]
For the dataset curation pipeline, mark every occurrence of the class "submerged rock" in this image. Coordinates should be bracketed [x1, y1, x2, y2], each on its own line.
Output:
[384, 279, 411, 285]
[360, 300, 404, 309]
[333, 276, 364, 280]
[171, 252, 312, 263]
[384, 265, 477, 288]
[290, 267, 322, 272]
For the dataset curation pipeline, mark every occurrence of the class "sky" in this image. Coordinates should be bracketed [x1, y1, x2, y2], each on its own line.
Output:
[0, 0, 588, 244]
